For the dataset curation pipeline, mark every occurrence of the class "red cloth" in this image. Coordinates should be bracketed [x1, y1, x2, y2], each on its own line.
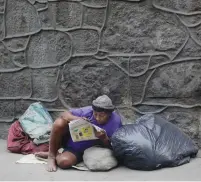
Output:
[7, 121, 49, 154]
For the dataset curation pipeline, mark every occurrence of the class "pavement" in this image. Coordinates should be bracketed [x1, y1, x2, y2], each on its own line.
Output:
[1, 139, 201, 181]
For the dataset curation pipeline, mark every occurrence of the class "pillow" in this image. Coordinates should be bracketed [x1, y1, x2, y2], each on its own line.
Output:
[83, 146, 118, 171]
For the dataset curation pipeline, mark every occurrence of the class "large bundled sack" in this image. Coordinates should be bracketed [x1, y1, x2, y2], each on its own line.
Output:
[111, 114, 198, 170]
[83, 146, 118, 171]
[19, 102, 53, 145]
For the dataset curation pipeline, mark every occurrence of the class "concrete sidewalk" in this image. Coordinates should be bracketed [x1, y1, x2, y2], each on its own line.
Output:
[0, 139, 201, 181]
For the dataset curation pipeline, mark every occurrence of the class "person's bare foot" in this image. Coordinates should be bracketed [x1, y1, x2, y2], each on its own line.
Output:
[47, 157, 57, 172]
[35, 152, 48, 159]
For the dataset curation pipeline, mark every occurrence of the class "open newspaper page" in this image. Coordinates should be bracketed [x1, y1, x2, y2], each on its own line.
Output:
[69, 118, 104, 142]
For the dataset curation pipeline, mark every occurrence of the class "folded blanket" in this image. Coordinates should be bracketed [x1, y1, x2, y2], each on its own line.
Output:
[7, 120, 49, 154]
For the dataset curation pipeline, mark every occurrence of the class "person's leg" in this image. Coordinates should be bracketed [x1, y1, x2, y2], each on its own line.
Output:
[35, 151, 48, 159]
[56, 151, 78, 169]
[46, 117, 69, 172]
[35, 128, 69, 159]
[36, 148, 82, 169]
[36, 110, 81, 172]
[56, 146, 83, 169]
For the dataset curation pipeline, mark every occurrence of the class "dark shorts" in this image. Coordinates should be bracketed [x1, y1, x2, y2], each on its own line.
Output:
[63, 146, 83, 163]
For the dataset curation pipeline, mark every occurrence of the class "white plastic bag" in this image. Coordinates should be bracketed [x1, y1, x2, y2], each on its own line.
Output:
[19, 102, 53, 144]
[83, 146, 118, 171]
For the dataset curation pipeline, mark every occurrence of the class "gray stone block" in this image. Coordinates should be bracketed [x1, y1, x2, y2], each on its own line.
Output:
[83, 7, 105, 28]
[130, 56, 150, 75]
[130, 70, 153, 104]
[0, 14, 4, 40]
[15, 100, 35, 118]
[54, 1, 82, 29]
[154, 0, 201, 13]
[11, 52, 26, 66]
[82, 0, 107, 7]
[34, 2, 47, 11]
[149, 55, 170, 69]
[27, 30, 72, 68]
[176, 38, 201, 59]
[0, 69, 31, 98]
[0, 123, 11, 139]
[70, 29, 99, 55]
[3, 37, 29, 52]
[145, 61, 201, 106]
[6, 0, 40, 37]
[101, 1, 187, 53]
[0, 101, 14, 121]
[38, 5, 54, 28]
[180, 14, 201, 26]
[31, 68, 58, 100]
[0, 0, 4, 13]
[0, 42, 17, 69]
[60, 56, 129, 107]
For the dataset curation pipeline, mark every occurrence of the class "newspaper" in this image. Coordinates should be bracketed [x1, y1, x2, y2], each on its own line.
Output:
[69, 118, 104, 142]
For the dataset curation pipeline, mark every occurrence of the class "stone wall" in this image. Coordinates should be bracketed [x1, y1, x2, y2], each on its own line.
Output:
[0, 0, 201, 146]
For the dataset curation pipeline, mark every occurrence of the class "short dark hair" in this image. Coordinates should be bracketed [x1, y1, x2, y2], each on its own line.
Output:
[92, 104, 114, 113]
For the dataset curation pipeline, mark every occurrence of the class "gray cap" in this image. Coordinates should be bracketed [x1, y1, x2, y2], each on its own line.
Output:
[92, 95, 115, 110]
